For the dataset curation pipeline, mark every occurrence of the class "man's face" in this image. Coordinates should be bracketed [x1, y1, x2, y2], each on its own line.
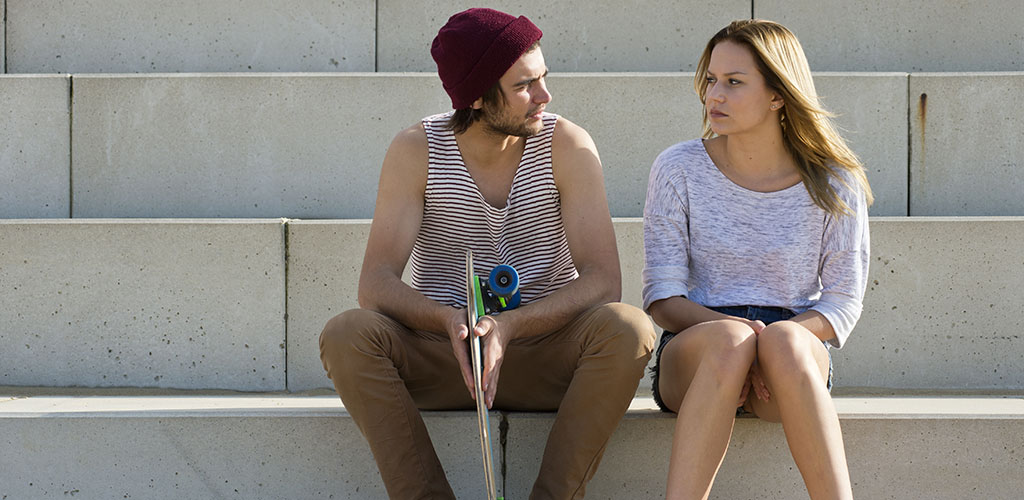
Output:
[480, 48, 551, 138]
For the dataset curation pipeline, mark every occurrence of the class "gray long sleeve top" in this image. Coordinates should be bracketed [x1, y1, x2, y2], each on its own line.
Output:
[641, 139, 870, 348]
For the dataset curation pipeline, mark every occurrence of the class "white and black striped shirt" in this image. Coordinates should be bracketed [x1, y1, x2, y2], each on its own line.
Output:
[410, 111, 578, 308]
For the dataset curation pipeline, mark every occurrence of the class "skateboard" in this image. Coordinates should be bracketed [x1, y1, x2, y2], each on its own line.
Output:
[466, 250, 520, 500]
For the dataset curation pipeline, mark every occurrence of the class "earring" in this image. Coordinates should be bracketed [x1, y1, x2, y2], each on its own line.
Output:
[770, 104, 778, 110]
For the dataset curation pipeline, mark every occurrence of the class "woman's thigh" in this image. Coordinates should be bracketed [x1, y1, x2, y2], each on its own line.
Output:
[657, 319, 757, 412]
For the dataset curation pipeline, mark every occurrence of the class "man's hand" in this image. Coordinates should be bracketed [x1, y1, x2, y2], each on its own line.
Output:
[474, 315, 514, 409]
[444, 307, 476, 400]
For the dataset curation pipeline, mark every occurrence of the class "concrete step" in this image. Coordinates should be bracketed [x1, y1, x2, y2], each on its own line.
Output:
[4, 1, 1022, 73]
[3, 218, 1023, 394]
[5, 73, 1024, 219]
[1, 393, 1021, 499]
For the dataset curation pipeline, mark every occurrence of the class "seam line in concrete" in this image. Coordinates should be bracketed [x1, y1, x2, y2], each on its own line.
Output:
[4, 0, 7, 73]
[69, 74, 74, 217]
[374, 0, 379, 72]
[905, 73, 911, 215]
[283, 218, 291, 391]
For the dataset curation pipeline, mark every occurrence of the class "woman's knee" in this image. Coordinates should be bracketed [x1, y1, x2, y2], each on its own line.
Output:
[674, 320, 757, 378]
[756, 322, 821, 383]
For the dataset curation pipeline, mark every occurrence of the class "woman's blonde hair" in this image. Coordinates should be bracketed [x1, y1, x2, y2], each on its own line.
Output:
[695, 19, 874, 215]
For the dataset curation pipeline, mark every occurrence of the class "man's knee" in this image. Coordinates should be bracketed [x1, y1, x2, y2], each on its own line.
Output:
[586, 302, 656, 360]
[319, 308, 392, 376]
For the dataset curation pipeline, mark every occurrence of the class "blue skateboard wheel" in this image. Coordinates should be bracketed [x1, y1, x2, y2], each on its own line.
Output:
[488, 265, 519, 298]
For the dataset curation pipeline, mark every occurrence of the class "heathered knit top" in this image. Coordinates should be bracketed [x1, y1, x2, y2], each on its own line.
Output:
[410, 111, 578, 308]
[641, 139, 869, 348]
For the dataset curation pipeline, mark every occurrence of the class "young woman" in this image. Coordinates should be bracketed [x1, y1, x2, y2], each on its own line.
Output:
[642, 20, 872, 500]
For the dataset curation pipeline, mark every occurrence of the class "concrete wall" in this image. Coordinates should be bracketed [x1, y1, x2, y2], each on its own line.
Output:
[70, 74, 449, 218]
[286, 220, 371, 391]
[5, 217, 1024, 392]
[5, 0, 376, 73]
[6, 1, 1018, 73]
[59, 73, 909, 219]
[756, 0, 1024, 71]
[506, 410, 1024, 499]
[837, 217, 1024, 390]
[910, 73, 1024, 216]
[288, 218, 1024, 392]
[0, 402, 498, 500]
[0, 220, 286, 391]
[0, 75, 70, 218]
[376, 0, 748, 72]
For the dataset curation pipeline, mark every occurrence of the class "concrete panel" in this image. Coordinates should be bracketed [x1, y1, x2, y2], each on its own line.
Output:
[815, 73, 908, 216]
[837, 217, 1024, 390]
[909, 73, 1024, 216]
[0, 75, 70, 217]
[286, 220, 371, 391]
[0, 396, 501, 500]
[549, 73, 907, 217]
[377, 1, 748, 72]
[756, 0, 1024, 71]
[71, 74, 450, 218]
[0, 220, 285, 390]
[6, 0, 374, 73]
[287, 218, 1024, 392]
[506, 398, 1024, 499]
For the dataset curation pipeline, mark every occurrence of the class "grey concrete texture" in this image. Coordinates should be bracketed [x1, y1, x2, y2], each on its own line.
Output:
[836, 217, 1024, 390]
[506, 411, 1024, 499]
[5, 0, 375, 73]
[69, 72, 905, 218]
[286, 218, 1024, 392]
[70, 74, 450, 218]
[0, 220, 285, 390]
[377, 1, 748, 72]
[909, 73, 1024, 216]
[548, 73, 908, 217]
[0, 408, 502, 499]
[757, 0, 1024, 72]
[0, 75, 71, 218]
[286, 220, 372, 391]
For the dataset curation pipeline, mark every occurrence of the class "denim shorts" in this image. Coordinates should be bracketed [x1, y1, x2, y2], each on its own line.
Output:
[650, 305, 834, 413]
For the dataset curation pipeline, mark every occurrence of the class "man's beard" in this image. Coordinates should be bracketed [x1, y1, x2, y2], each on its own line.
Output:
[481, 106, 543, 138]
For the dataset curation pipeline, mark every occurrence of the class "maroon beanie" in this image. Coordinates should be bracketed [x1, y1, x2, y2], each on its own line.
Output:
[431, 8, 543, 109]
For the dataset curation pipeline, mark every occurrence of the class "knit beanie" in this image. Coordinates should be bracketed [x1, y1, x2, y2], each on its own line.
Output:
[431, 8, 543, 109]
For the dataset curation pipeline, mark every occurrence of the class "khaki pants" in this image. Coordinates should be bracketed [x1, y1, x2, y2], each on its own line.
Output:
[319, 302, 654, 500]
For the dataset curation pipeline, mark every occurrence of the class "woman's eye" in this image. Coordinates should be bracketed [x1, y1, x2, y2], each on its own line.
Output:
[729, 79, 741, 85]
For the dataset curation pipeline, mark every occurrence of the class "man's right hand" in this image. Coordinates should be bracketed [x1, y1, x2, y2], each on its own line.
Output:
[445, 306, 476, 400]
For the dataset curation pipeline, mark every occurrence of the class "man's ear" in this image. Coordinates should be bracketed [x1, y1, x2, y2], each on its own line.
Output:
[471, 97, 484, 110]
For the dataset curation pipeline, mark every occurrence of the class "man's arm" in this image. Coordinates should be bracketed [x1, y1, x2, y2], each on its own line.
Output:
[357, 123, 464, 337]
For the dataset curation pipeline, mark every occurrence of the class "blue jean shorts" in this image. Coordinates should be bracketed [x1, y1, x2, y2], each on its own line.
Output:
[650, 305, 833, 413]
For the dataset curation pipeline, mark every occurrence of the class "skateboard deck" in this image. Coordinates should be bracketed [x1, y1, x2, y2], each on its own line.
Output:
[466, 250, 500, 500]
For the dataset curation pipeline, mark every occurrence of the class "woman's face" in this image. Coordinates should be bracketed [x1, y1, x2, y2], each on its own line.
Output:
[704, 40, 782, 137]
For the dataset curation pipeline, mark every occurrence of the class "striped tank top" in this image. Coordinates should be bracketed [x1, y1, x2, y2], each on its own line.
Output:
[410, 111, 578, 308]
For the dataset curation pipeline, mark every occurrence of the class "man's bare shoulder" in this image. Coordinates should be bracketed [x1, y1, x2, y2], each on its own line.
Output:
[551, 116, 598, 153]
[550, 116, 603, 188]
[381, 121, 430, 181]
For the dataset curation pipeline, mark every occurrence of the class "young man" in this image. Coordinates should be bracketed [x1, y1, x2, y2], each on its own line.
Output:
[319, 8, 655, 499]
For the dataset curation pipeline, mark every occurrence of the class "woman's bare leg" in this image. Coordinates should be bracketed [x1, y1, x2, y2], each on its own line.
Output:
[659, 320, 757, 500]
